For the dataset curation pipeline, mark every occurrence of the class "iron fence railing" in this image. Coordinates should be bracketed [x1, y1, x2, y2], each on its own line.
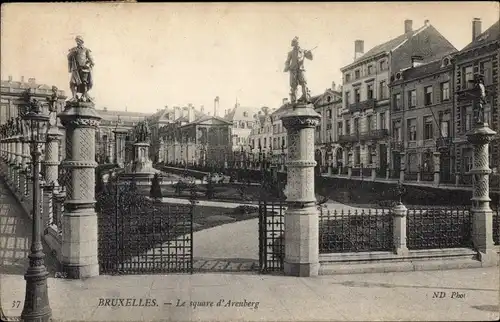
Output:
[362, 168, 371, 177]
[351, 168, 361, 177]
[405, 172, 418, 181]
[493, 204, 499, 246]
[258, 199, 285, 273]
[318, 207, 393, 253]
[406, 206, 473, 250]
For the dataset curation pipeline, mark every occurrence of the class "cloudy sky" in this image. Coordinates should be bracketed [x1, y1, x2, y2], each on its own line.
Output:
[1, 2, 498, 115]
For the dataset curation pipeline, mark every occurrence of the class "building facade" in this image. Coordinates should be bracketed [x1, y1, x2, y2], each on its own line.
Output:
[389, 55, 456, 182]
[338, 19, 457, 177]
[223, 103, 259, 153]
[453, 19, 499, 184]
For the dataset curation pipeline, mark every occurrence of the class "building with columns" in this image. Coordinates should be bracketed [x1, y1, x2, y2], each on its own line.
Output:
[95, 108, 150, 164]
[389, 54, 456, 183]
[452, 19, 499, 184]
[338, 19, 457, 176]
[158, 107, 233, 167]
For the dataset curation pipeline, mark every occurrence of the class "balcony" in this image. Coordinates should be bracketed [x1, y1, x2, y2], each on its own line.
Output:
[338, 133, 359, 144]
[359, 129, 389, 141]
[391, 141, 404, 151]
[348, 98, 376, 113]
[436, 137, 452, 151]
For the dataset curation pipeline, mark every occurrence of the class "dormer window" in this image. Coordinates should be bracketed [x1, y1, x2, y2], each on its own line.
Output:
[442, 57, 450, 67]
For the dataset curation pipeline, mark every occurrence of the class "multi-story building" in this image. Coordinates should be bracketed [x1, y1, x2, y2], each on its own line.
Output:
[313, 83, 343, 171]
[148, 104, 205, 162]
[453, 18, 499, 184]
[389, 54, 456, 183]
[248, 106, 276, 165]
[159, 106, 232, 167]
[96, 107, 151, 163]
[223, 103, 259, 153]
[338, 19, 457, 178]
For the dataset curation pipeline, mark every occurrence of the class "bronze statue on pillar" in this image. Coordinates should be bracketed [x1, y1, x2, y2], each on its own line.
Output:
[283, 37, 314, 104]
[472, 74, 486, 125]
[67, 36, 94, 102]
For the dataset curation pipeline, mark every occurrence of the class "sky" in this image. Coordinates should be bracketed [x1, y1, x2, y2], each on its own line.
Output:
[1, 2, 498, 115]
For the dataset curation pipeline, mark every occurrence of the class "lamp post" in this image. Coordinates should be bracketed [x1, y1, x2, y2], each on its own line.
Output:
[21, 98, 52, 322]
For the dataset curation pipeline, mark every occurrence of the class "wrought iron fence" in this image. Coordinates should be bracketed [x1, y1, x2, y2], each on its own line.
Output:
[97, 178, 194, 275]
[404, 172, 418, 181]
[318, 207, 393, 253]
[258, 198, 285, 273]
[406, 206, 473, 250]
[351, 168, 361, 177]
[420, 172, 434, 182]
[493, 203, 499, 246]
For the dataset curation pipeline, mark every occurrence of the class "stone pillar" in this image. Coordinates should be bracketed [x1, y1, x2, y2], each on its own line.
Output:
[392, 202, 408, 255]
[466, 123, 497, 265]
[15, 137, 22, 192]
[327, 156, 332, 176]
[58, 101, 101, 278]
[281, 102, 321, 277]
[347, 163, 352, 178]
[433, 151, 441, 185]
[455, 173, 460, 186]
[399, 152, 405, 182]
[371, 167, 376, 181]
[416, 171, 421, 183]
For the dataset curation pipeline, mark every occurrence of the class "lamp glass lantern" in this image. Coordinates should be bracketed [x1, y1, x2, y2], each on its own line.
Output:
[24, 109, 49, 145]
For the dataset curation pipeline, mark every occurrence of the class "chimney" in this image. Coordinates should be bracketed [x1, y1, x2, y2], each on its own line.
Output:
[214, 96, 220, 117]
[103, 107, 108, 112]
[354, 40, 364, 60]
[331, 81, 336, 90]
[200, 105, 204, 113]
[188, 105, 195, 123]
[404, 19, 413, 33]
[282, 98, 289, 105]
[472, 18, 482, 41]
[411, 55, 424, 68]
[8, 75, 12, 82]
[21, 76, 25, 83]
[424, 19, 430, 26]
[28, 77, 35, 85]
[173, 106, 181, 120]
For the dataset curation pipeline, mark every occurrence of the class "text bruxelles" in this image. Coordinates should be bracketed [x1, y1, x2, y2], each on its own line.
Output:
[98, 298, 158, 307]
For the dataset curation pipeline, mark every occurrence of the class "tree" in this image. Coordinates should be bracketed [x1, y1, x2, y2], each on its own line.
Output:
[150, 173, 162, 201]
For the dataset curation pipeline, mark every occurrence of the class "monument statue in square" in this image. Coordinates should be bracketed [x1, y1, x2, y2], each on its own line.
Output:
[67, 36, 94, 102]
[472, 74, 486, 124]
[284, 37, 314, 104]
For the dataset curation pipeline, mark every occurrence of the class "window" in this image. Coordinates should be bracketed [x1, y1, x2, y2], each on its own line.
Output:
[345, 91, 351, 105]
[393, 120, 402, 141]
[407, 118, 417, 141]
[326, 123, 332, 130]
[465, 114, 472, 131]
[424, 116, 433, 140]
[380, 112, 386, 130]
[367, 65, 373, 75]
[327, 109, 332, 118]
[354, 118, 359, 135]
[480, 61, 493, 85]
[440, 120, 449, 137]
[273, 138, 277, 149]
[355, 69, 361, 79]
[243, 111, 248, 117]
[463, 149, 473, 172]
[273, 124, 277, 133]
[379, 80, 387, 99]
[424, 86, 433, 105]
[367, 84, 374, 100]
[464, 66, 473, 89]
[263, 137, 266, 147]
[282, 137, 286, 148]
[337, 122, 343, 136]
[354, 88, 361, 103]
[345, 73, 351, 83]
[409, 90, 416, 108]
[346, 120, 351, 134]
[393, 93, 402, 111]
[441, 82, 450, 101]
[355, 146, 361, 165]
[367, 115, 374, 131]
[379, 60, 386, 71]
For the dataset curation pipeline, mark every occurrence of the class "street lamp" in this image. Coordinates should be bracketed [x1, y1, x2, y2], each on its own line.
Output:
[20, 98, 51, 322]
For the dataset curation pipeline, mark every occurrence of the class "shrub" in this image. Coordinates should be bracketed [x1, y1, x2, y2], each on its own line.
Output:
[233, 205, 259, 215]
[150, 173, 162, 200]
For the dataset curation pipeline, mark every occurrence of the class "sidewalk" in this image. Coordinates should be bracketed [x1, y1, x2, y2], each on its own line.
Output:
[1, 267, 498, 321]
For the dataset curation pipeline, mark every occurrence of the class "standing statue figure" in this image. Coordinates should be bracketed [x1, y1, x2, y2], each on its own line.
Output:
[67, 36, 94, 102]
[472, 74, 487, 125]
[284, 37, 314, 104]
[46, 86, 59, 113]
[15, 116, 22, 136]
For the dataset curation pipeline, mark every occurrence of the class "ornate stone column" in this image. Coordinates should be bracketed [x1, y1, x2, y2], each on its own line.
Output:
[58, 101, 101, 278]
[467, 123, 497, 265]
[281, 103, 321, 277]
[433, 151, 441, 185]
[15, 136, 23, 192]
[113, 128, 127, 167]
[399, 152, 406, 182]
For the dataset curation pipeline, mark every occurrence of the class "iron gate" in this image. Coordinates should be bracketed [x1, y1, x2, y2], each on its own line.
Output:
[258, 168, 285, 273]
[97, 177, 194, 275]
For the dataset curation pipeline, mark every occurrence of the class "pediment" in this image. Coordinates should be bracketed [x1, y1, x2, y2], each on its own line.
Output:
[196, 117, 232, 126]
